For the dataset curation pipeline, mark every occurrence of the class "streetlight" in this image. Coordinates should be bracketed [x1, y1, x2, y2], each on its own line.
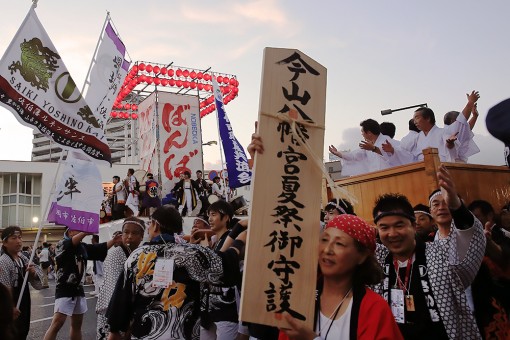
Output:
[32, 216, 39, 224]
[202, 141, 218, 146]
[381, 103, 428, 116]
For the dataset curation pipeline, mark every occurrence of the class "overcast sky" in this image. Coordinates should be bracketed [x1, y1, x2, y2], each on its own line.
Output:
[0, 1, 508, 168]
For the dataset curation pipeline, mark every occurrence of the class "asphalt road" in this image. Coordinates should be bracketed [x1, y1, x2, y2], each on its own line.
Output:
[28, 278, 100, 340]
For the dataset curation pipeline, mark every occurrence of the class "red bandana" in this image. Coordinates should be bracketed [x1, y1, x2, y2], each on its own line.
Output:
[326, 214, 376, 253]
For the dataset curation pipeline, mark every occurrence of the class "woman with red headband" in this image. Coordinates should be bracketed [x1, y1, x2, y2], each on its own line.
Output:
[279, 214, 403, 340]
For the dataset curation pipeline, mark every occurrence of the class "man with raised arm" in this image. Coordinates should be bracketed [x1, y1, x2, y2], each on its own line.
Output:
[371, 165, 485, 339]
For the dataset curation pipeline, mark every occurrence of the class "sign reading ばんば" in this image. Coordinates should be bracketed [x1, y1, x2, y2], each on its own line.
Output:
[240, 48, 326, 328]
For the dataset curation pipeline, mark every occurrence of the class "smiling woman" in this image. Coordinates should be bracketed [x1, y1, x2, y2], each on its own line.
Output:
[279, 215, 403, 340]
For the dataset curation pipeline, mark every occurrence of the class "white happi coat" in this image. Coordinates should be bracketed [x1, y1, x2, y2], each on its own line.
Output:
[341, 134, 413, 176]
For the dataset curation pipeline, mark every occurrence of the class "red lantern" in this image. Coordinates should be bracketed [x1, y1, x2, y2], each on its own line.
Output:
[161, 79, 169, 86]
[111, 112, 118, 118]
[190, 71, 197, 78]
[124, 103, 130, 110]
[233, 87, 239, 94]
[176, 69, 183, 77]
[229, 78, 236, 86]
[182, 81, 189, 88]
[146, 77, 153, 85]
[168, 69, 174, 77]
[200, 101, 205, 108]
[140, 75, 147, 83]
[204, 73, 211, 81]
[190, 82, 196, 89]
[138, 63, 146, 71]
[183, 69, 189, 78]
[161, 67, 167, 75]
[146, 64, 153, 73]
[153, 77, 161, 85]
[132, 104, 138, 111]
[169, 79, 176, 86]
[153, 66, 160, 74]
[222, 77, 229, 84]
[197, 83, 204, 90]
[131, 65, 138, 74]
[204, 84, 212, 92]
[217, 76, 223, 83]
[130, 79, 137, 87]
[176, 80, 182, 87]
[131, 113, 138, 119]
[206, 96, 214, 104]
[197, 72, 203, 79]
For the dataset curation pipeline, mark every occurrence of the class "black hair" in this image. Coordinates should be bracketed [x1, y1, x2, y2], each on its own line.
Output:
[352, 240, 384, 286]
[128, 168, 135, 175]
[360, 119, 380, 135]
[443, 111, 460, 126]
[408, 118, 419, 133]
[415, 107, 436, 125]
[113, 176, 120, 181]
[208, 200, 234, 222]
[147, 173, 153, 179]
[151, 205, 183, 234]
[213, 176, 220, 182]
[183, 171, 191, 178]
[325, 198, 355, 215]
[92, 235, 99, 242]
[380, 122, 396, 139]
[372, 193, 414, 219]
[196, 170, 203, 174]
[467, 200, 494, 216]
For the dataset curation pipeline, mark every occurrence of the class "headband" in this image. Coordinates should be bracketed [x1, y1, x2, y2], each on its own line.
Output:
[428, 189, 442, 206]
[122, 220, 146, 232]
[373, 211, 416, 224]
[325, 202, 347, 215]
[326, 214, 376, 253]
[2, 229, 21, 241]
[194, 216, 210, 226]
[414, 210, 433, 218]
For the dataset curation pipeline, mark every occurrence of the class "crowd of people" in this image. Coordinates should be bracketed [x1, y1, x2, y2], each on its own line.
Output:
[0, 100, 509, 339]
[329, 91, 483, 176]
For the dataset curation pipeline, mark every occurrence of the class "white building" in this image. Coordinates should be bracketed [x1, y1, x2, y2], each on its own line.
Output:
[0, 160, 137, 245]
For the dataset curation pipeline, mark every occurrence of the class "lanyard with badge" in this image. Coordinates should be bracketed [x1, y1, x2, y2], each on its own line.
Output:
[152, 240, 175, 288]
[390, 254, 414, 323]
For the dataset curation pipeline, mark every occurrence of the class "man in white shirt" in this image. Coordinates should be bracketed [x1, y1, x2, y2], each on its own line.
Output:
[39, 242, 51, 288]
[211, 176, 224, 199]
[112, 176, 126, 220]
[329, 119, 412, 176]
[125, 168, 139, 216]
[404, 91, 480, 162]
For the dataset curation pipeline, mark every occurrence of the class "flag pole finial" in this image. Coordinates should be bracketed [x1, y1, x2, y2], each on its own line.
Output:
[32, 0, 39, 8]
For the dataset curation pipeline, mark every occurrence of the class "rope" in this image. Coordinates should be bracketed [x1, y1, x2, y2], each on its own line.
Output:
[260, 111, 358, 205]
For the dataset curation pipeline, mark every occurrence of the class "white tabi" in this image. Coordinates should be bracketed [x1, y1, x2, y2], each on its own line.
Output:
[341, 134, 412, 176]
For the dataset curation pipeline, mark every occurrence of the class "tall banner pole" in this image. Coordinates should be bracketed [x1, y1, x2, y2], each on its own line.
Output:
[155, 89, 162, 196]
[16, 151, 67, 309]
[213, 76, 228, 200]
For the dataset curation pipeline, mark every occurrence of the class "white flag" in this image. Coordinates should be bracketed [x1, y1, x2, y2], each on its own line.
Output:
[85, 19, 130, 130]
[0, 8, 111, 164]
[47, 152, 103, 233]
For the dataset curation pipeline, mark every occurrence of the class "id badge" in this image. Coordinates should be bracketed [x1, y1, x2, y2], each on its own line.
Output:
[390, 289, 405, 323]
[152, 257, 174, 288]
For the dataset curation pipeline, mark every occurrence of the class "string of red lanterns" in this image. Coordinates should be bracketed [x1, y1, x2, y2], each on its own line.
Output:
[110, 62, 239, 120]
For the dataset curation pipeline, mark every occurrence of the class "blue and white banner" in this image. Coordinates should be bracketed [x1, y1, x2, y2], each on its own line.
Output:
[213, 78, 251, 189]
[47, 152, 103, 233]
